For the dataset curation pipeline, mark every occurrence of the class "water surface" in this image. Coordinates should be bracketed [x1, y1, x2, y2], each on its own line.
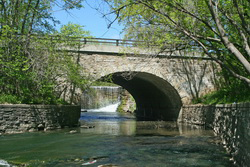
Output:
[0, 112, 233, 167]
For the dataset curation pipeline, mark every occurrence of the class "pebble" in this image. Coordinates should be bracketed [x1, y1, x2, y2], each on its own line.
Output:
[38, 124, 44, 128]
[80, 125, 95, 129]
[98, 164, 119, 167]
[69, 130, 77, 134]
[74, 158, 80, 162]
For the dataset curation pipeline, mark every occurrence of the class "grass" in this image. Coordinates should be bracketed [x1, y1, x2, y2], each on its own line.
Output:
[199, 83, 250, 104]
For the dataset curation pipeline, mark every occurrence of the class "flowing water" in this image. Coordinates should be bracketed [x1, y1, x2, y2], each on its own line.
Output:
[0, 86, 235, 167]
[85, 102, 121, 112]
[0, 105, 234, 167]
[81, 86, 122, 110]
[0, 100, 232, 167]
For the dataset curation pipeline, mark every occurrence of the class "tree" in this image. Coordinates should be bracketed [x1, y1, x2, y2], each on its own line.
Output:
[59, 22, 91, 37]
[56, 22, 93, 104]
[0, 0, 87, 104]
[0, 0, 84, 34]
[105, 0, 250, 85]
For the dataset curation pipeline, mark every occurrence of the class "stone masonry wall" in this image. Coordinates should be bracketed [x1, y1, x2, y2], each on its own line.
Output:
[0, 104, 81, 134]
[78, 53, 217, 104]
[179, 103, 250, 167]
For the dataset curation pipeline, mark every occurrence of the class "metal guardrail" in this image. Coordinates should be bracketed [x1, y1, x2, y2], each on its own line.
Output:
[2, 34, 210, 59]
[4, 34, 200, 49]
[1, 34, 146, 47]
[78, 37, 145, 47]
[15, 34, 146, 47]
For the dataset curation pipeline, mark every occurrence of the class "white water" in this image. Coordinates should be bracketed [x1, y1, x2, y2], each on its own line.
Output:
[90, 86, 121, 89]
[82, 102, 120, 112]
[81, 86, 121, 110]
[0, 160, 11, 167]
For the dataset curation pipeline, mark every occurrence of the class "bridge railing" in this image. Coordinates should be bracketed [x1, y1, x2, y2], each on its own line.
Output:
[78, 37, 145, 47]
[1, 34, 211, 60]
[12, 34, 146, 47]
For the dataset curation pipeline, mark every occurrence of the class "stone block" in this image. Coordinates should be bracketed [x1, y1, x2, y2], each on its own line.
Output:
[0, 104, 80, 134]
[180, 102, 250, 167]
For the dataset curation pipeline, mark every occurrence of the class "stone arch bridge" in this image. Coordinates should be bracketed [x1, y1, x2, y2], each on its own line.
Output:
[67, 38, 217, 121]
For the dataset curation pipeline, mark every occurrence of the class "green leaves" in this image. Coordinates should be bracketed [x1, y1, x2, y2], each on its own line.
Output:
[110, 0, 250, 86]
[59, 22, 91, 37]
[200, 79, 250, 104]
[0, 0, 91, 104]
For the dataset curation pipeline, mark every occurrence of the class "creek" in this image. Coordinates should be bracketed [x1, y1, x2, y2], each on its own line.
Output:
[0, 87, 234, 167]
[0, 110, 234, 167]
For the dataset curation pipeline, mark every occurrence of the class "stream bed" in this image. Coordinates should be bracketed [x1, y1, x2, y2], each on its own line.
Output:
[0, 111, 234, 167]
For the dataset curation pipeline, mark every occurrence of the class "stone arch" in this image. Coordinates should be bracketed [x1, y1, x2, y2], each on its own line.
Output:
[100, 71, 182, 121]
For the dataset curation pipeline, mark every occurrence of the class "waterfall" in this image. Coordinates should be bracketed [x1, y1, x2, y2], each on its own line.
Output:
[86, 102, 121, 112]
[81, 86, 122, 111]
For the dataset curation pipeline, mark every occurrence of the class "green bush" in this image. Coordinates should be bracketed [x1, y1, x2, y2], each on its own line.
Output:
[200, 81, 250, 104]
[0, 94, 21, 104]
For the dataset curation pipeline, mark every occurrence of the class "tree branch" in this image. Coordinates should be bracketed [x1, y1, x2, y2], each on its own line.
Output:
[178, 24, 250, 84]
[216, 2, 250, 58]
[207, 0, 250, 74]
[21, 0, 32, 34]
[163, 0, 221, 37]
[233, 0, 250, 35]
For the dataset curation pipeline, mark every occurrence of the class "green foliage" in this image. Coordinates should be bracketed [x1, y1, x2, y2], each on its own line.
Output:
[110, 0, 250, 85]
[0, 29, 78, 104]
[117, 90, 136, 113]
[0, 95, 21, 104]
[0, 0, 85, 34]
[0, 1, 91, 105]
[200, 81, 250, 104]
[0, 30, 91, 104]
[59, 22, 91, 37]
[107, 0, 250, 104]
[117, 98, 126, 113]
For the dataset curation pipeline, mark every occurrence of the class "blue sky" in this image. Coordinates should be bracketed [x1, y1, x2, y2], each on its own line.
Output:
[52, 0, 124, 39]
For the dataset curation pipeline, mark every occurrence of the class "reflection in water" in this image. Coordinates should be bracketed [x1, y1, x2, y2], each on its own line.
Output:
[0, 111, 233, 167]
[80, 112, 136, 136]
[80, 112, 213, 137]
[80, 121, 137, 136]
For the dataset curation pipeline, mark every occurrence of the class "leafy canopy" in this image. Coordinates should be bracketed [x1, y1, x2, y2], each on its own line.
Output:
[0, 0, 92, 104]
[59, 22, 91, 37]
[108, 0, 250, 86]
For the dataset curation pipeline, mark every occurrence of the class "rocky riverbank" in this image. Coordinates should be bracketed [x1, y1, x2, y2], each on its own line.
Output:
[117, 89, 136, 113]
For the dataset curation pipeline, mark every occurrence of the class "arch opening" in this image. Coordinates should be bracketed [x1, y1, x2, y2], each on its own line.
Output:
[100, 71, 182, 121]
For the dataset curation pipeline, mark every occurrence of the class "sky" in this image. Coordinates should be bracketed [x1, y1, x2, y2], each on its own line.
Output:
[51, 0, 124, 39]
